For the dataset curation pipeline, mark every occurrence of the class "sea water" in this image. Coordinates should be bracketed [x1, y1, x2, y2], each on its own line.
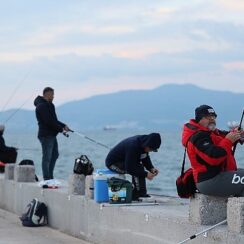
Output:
[5, 129, 244, 196]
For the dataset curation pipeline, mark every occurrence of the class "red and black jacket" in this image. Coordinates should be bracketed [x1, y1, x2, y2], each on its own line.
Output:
[182, 119, 237, 183]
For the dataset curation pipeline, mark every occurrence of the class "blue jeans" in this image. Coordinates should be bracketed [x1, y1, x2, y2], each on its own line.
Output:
[39, 136, 59, 180]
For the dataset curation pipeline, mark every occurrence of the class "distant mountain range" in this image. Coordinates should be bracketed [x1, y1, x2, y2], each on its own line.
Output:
[1, 84, 244, 132]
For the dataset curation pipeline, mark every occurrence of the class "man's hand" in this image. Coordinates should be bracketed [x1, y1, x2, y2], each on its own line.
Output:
[151, 168, 159, 176]
[226, 131, 241, 143]
[63, 125, 71, 132]
[146, 172, 155, 180]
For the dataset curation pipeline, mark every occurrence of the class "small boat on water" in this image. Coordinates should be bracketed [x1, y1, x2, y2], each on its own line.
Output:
[103, 125, 117, 131]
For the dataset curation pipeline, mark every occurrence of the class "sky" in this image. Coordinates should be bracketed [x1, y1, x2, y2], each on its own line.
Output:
[1, 0, 244, 110]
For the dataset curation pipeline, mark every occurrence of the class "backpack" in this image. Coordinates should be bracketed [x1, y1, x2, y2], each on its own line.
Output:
[73, 155, 94, 176]
[176, 141, 197, 198]
[20, 198, 48, 227]
[176, 168, 197, 198]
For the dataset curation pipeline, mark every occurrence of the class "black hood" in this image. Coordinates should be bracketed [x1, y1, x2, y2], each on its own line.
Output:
[34, 96, 47, 107]
[140, 133, 161, 151]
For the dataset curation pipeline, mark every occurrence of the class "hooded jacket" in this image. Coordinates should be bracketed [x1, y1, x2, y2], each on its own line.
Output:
[0, 131, 15, 152]
[34, 96, 65, 138]
[105, 133, 161, 178]
[182, 119, 237, 183]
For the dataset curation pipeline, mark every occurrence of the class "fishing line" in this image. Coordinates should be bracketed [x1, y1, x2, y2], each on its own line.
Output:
[70, 130, 111, 150]
[3, 94, 34, 124]
[0, 68, 33, 116]
[17, 148, 40, 151]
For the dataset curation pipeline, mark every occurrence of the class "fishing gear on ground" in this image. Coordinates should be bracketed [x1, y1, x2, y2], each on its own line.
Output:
[177, 219, 227, 244]
[73, 155, 94, 176]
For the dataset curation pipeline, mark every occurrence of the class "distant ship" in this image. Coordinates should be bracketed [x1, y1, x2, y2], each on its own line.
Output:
[103, 125, 117, 131]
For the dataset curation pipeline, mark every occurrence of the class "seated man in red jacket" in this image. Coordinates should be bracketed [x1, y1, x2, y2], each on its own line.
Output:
[182, 105, 244, 197]
[0, 125, 17, 172]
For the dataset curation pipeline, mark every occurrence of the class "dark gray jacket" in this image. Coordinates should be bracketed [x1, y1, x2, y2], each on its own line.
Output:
[106, 133, 161, 177]
[34, 96, 65, 138]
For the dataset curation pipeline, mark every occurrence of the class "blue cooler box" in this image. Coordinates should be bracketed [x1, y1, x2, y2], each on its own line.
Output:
[93, 169, 125, 203]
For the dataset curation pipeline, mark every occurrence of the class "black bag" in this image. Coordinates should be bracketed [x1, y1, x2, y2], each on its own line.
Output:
[176, 142, 197, 198]
[19, 159, 34, 166]
[19, 159, 39, 182]
[176, 168, 196, 198]
[20, 198, 48, 227]
[73, 155, 94, 176]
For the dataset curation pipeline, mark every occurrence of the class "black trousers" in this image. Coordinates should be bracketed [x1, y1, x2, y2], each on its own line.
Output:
[107, 162, 147, 197]
[197, 169, 244, 197]
[0, 149, 17, 173]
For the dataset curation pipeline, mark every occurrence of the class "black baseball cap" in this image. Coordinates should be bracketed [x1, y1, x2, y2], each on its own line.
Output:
[195, 105, 217, 122]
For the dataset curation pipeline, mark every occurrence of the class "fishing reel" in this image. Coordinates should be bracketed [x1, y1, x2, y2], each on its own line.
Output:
[63, 131, 70, 137]
[62, 129, 74, 137]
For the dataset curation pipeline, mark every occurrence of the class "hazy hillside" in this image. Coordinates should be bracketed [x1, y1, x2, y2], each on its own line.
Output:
[1, 84, 244, 132]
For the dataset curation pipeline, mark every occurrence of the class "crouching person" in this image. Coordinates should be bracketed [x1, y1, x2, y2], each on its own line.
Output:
[0, 125, 17, 172]
[105, 133, 161, 200]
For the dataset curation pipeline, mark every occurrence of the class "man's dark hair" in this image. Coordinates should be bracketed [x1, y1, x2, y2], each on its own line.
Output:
[43, 87, 54, 95]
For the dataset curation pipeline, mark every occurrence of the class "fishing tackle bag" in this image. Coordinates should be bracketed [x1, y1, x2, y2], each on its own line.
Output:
[108, 177, 133, 204]
[20, 198, 48, 227]
[73, 155, 94, 176]
[176, 142, 197, 198]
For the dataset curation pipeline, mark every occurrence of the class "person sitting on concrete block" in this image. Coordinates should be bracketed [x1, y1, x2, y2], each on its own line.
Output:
[105, 133, 161, 199]
[182, 104, 244, 197]
[0, 125, 17, 173]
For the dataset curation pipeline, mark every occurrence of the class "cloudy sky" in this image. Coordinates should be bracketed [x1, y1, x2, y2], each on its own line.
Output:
[1, 0, 244, 109]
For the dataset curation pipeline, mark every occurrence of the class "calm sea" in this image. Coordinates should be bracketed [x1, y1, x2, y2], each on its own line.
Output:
[5, 129, 244, 196]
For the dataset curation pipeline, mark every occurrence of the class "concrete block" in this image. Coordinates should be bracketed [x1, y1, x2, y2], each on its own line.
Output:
[189, 193, 227, 225]
[4, 164, 15, 180]
[227, 197, 244, 234]
[14, 165, 35, 182]
[85, 175, 94, 199]
[68, 174, 85, 195]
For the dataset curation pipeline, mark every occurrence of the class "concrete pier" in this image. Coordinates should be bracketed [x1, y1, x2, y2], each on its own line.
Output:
[68, 174, 86, 195]
[4, 164, 15, 180]
[227, 197, 244, 234]
[14, 165, 36, 182]
[0, 208, 90, 244]
[1, 175, 244, 243]
[189, 193, 227, 225]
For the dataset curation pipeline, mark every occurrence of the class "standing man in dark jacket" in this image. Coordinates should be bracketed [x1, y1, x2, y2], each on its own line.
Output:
[34, 87, 70, 180]
[105, 133, 161, 198]
[0, 124, 17, 172]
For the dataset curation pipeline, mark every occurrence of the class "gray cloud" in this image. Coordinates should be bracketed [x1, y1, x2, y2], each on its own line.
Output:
[1, 0, 244, 109]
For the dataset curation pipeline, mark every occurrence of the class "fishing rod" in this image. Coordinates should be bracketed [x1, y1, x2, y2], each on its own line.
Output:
[232, 109, 244, 155]
[17, 148, 40, 151]
[100, 202, 159, 208]
[3, 94, 34, 124]
[177, 219, 227, 244]
[0, 68, 33, 116]
[67, 130, 111, 150]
